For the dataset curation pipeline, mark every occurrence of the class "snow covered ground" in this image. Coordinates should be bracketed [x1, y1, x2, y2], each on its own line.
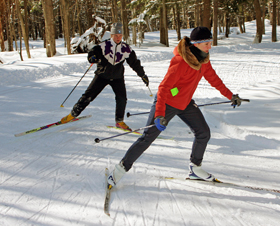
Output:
[1, 20, 280, 225]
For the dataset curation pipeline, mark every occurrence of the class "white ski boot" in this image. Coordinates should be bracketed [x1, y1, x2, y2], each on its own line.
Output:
[107, 162, 126, 187]
[189, 162, 215, 181]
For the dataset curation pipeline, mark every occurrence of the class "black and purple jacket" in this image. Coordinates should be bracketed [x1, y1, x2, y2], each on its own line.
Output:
[88, 38, 145, 80]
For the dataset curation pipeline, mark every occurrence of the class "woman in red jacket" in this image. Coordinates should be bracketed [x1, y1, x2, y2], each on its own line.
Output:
[108, 27, 245, 187]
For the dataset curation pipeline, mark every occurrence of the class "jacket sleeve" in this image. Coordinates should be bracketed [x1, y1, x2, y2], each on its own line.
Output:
[126, 50, 145, 77]
[203, 61, 233, 100]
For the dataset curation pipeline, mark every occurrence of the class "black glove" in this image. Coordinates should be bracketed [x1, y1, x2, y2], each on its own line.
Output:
[141, 74, 149, 86]
[88, 54, 99, 63]
[231, 94, 242, 108]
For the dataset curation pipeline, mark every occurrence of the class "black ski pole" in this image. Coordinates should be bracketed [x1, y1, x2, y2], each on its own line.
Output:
[127, 111, 150, 118]
[60, 63, 94, 107]
[126, 99, 250, 117]
[95, 124, 155, 143]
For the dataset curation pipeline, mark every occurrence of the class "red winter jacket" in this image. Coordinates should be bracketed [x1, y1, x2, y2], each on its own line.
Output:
[155, 37, 233, 117]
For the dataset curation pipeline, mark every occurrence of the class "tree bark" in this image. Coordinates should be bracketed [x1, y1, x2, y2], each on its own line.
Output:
[195, 0, 200, 27]
[203, 0, 211, 30]
[175, 0, 181, 41]
[42, 0, 56, 57]
[160, 0, 169, 47]
[120, 0, 129, 42]
[253, 0, 263, 43]
[272, 0, 277, 42]
[111, 0, 118, 23]
[60, 0, 71, 54]
[0, 0, 6, 51]
[212, 0, 218, 46]
[16, 0, 31, 58]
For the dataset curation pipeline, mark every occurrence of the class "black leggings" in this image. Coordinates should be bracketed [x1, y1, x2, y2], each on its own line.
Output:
[71, 76, 127, 122]
[122, 95, 210, 171]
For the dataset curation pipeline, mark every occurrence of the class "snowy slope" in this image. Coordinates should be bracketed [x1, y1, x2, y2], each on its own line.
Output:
[0, 20, 280, 226]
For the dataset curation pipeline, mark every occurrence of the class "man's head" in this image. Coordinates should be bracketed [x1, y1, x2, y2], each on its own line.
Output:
[190, 27, 212, 53]
[111, 22, 123, 44]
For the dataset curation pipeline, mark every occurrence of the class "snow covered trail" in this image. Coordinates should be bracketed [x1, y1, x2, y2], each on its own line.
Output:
[1, 23, 280, 224]
[1, 56, 280, 225]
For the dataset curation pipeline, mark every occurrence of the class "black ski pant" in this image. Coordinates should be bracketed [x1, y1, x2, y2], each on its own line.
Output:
[71, 75, 127, 122]
[122, 95, 210, 171]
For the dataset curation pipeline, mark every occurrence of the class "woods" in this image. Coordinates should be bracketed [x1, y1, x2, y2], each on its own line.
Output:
[0, 0, 279, 58]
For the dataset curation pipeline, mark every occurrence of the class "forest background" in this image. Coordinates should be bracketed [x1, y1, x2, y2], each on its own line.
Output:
[0, 0, 279, 60]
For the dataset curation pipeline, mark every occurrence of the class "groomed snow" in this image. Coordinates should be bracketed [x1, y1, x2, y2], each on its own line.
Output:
[0, 20, 280, 225]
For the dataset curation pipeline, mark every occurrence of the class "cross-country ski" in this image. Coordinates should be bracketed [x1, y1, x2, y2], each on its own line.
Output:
[14, 115, 92, 137]
[162, 176, 280, 194]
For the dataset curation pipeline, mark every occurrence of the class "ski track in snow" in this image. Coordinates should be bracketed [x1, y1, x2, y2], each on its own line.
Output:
[1, 24, 280, 225]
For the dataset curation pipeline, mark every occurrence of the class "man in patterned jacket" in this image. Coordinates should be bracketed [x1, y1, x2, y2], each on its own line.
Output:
[61, 22, 149, 130]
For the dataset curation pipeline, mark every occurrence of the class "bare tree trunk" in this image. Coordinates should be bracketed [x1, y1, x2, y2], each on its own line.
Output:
[278, 2, 280, 25]
[42, 0, 56, 57]
[203, 0, 211, 29]
[87, 0, 93, 26]
[0, 18, 4, 51]
[213, 0, 218, 46]
[237, 5, 244, 33]
[16, 0, 31, 58]
[7, 0, 13, 51]
[0, 0, 6, 51]
[175, 0, 181, 41]
[253, 0, 263, 43]
[225, 12, 230, 38]
[195, 0, 200, 27]
[120, 0, 129, 42]
[267, 1, 273, 24]
[161, 0, 169, 47]
[10, 4, 18, 51]
[261, 0, 266, 34]
[272, 0, 277, 41]
[132, 8, 137, 45]
[111, 0, 118, 23]
[18, 22, 23, 61]
[61, 0, 71, 54]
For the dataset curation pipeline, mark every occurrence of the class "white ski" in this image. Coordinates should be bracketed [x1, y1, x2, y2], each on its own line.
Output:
[104, 168, 112, 216]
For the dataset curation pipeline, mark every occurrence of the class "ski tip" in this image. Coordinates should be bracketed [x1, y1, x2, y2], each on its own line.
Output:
[213, 178, 222, 183]
[60, 104, 64, 107]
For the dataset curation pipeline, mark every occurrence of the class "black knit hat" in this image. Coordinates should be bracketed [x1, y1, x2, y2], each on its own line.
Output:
[190, 27, 212, 44]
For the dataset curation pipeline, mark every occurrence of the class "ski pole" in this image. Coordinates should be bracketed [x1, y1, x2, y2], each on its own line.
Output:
[126, 99, 250, 117]
[95, 124, 155, 143]
[60, 63, 94, 107]
[127, 111, 150, 118]
[147, 86, 153, 97]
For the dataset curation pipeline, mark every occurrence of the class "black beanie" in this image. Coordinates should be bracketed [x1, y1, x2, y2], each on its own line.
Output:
[190, 27, 212, 44]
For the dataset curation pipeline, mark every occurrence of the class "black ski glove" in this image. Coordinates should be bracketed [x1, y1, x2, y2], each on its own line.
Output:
[231, 94, 242, 108]
[141, 74, 149, 86]
[88, 54, 99, 63]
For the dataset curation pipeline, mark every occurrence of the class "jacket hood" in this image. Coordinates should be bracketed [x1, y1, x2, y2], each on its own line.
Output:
[174, 36, 210, 70]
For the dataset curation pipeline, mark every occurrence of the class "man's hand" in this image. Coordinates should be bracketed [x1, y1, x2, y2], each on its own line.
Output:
[141, 75, 149, 86]
[154, 116, 168, 131]
[88, 54, 99, 63]
[231, 94, 242, 108]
